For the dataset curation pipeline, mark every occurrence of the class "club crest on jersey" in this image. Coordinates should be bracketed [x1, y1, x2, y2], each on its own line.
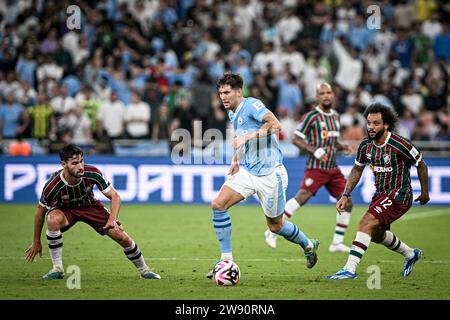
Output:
[238, 117, 244, 125]
[383, 153, 391, 164]
[84, 186, 92, 193]
[305, 178, 314, 186]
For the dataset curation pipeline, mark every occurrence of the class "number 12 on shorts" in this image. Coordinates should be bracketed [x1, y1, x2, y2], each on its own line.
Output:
[374, 197, 392, 214]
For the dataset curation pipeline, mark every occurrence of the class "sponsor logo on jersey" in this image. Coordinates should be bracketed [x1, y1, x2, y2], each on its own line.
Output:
[305, 178, 314, 186]
[373, 166, 393, 173]
[374, 206, 382, 214]
[321, 130, 340, 139]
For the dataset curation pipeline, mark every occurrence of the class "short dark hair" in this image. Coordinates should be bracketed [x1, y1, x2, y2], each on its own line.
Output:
[216, 73, 243, 90]
[59, 144, 84, 162]
[364, 103, 398, 132]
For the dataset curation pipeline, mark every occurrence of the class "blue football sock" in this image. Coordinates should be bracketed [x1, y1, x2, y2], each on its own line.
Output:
[213, 209, 232, 254]
[277, 220, 310, 249]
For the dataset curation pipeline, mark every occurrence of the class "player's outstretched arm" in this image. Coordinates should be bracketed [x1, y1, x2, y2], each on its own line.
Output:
[414, 159, 430, 205]
[25, 204, 47, 262]
[336, 164, 364, 212]
[292, 135, 329, 162]
[102, 186, 122, 232]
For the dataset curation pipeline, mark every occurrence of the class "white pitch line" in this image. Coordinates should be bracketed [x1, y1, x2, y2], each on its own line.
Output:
[401, 208, 450, 221]
[2, 256, 449, 264]
[377, 260, 450, 265]
[0, 256, 302, 262]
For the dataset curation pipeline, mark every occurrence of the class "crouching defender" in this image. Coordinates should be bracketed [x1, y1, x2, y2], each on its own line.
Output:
[25, 144, 160, 280]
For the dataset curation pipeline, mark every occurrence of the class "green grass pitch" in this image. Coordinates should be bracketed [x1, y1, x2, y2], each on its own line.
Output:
[1, 203, 449, 300]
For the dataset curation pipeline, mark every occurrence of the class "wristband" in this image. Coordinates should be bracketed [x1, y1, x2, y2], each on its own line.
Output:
[342, 193, 352, 198]
[313, 148, 326, 159]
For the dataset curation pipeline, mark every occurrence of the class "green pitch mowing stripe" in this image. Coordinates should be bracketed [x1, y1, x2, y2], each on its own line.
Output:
[1, 204, 449, 300]
[399, 208, 450, 221]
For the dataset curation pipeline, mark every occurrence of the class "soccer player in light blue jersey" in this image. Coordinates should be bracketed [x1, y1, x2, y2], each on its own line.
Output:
[206, 73, 319, 279]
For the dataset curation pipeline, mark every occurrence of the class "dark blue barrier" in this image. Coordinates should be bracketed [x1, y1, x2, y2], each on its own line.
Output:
[1, 156, 449, 204]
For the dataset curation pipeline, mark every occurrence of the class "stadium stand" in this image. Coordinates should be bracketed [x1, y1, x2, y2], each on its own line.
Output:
[0, 0, 449, 157]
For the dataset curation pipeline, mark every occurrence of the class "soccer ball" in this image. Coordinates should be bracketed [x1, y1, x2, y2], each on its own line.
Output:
[213, 260, 240, 286]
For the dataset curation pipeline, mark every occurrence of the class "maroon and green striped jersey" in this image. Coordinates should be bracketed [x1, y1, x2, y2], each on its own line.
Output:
[39, 165, 111, 210]
[294, 106, 341, 169]
[355, 132, 422, 205]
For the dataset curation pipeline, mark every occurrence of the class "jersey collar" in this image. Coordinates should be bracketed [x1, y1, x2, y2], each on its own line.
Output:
[315, 106, 334, 116]
[60, 171, 82, 186]
[231, 98, 245, 116]
[373, 131, 391, 148]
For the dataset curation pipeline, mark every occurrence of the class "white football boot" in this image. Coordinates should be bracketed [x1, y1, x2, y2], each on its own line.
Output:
[264, 229, 278, 249]
[328, 243, 351, 253]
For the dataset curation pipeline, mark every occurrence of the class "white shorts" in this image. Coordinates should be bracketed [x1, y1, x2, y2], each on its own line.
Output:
[224, 165, 288, 218]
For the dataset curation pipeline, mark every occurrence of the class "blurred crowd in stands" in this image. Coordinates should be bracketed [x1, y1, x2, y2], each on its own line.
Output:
[1, 0, 450, 156]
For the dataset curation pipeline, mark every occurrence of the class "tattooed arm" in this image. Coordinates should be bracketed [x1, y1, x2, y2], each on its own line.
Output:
[414, 159, 430, 205]
[336, 164, 365, 212]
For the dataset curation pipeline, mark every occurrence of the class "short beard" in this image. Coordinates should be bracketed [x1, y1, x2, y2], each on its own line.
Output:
[322, 102, 332, 110]
[69, 170, 82, 179]
[368, 129, 385, 140]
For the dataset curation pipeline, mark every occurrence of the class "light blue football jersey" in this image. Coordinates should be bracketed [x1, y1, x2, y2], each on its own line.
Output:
[228, 97, 283, 176]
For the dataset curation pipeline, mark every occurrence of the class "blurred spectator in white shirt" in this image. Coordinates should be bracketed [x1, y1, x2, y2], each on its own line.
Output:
[59, 104, 92, 145]
[97, 91, 125, 139]
[281, 41, 305, 79]
[333, 37, 363, 92]
[400, 86, 424, 116]
[277, 9, 303, 45]
[125, 90, 151, 138]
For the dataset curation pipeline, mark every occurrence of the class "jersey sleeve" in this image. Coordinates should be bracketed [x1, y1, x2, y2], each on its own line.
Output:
[38, 172, 59, 209]
[355, 141, 367, 166]
[249, 99, 270, 122]
[294, 112, 316, 140]
[403, 140, 423, 167]
[85, 166, 111, 194]
[39, 192, 51, 209]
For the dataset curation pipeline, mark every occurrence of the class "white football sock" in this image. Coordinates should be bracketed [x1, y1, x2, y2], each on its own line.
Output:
[284, 198, 300, 218]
